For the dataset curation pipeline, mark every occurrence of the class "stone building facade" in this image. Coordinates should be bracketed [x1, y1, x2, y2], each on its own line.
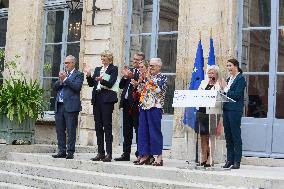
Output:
[1, 0, 284, 161]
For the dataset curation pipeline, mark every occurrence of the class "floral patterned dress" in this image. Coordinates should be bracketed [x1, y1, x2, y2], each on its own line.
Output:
[138, 73, 167, 110]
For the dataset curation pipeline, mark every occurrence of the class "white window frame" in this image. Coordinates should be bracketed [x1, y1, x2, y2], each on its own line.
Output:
[125, 0, 178, 115]
[0, 8, 8, 85]
[40, 0, 82, 120]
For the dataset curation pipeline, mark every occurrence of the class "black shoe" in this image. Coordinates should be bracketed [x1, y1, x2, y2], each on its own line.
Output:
[91, 153, 105, 161]
[114, 153, 130, 161]
[223, 161, 234, 168]
[102, 154, 112, 162]
[52, 153, 66, 158]
[66, 154, 74, 159]
[204, 164, 212, 167]
[231, 162, 240, 169]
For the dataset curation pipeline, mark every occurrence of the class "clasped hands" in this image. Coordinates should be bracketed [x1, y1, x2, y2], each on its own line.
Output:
[59, 71, 67, 83]
[82, 63, 103, 81]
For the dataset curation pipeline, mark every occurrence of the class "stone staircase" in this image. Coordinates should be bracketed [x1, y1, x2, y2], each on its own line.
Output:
[0, 152, 283, 189]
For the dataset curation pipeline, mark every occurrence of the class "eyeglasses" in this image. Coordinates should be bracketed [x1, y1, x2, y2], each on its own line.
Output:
[64, 62, 71, 64]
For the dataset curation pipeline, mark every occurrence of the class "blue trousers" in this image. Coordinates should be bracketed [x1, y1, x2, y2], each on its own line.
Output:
[223, 110, 242, 163]
[55, 103, 79, 155]
[138, 107, 163, 156]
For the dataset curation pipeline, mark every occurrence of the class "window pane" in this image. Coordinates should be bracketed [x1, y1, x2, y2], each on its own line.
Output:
[159, 0, 179, 32]
[0, 0, 9, 8]
[244, 75, 268, 118]
[0, 18, 7, 48]
[276, 76, 284, 118]
[131, 0, 153, 34]
[67, 43, 80, 69]
[42, 78, 58, 111]
[157, 34, 177, 73]
[129, 35, 151, 64]
[279, 0, 284, 26]
[164, 75, 175, 114]
[243, 0, 271, 28]
[68, 9, 82, 42]
[43, 44, 62, 77]
[45, 11, 64, 43]
[278, 30, 284, 72]
[241, 30, 270, 72]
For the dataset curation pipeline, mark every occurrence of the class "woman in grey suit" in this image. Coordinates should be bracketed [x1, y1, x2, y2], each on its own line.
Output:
[220, 58, 246, 169]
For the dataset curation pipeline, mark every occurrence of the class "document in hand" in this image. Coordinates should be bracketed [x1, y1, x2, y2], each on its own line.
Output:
[102, 73, 119, 93]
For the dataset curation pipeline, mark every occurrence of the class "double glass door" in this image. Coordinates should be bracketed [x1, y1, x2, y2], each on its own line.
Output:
[240, 0, 284, 157]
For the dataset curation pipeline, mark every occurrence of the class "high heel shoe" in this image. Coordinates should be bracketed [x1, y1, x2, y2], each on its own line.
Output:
[152, 160, 163, 166]
[134, 157, 150, 165]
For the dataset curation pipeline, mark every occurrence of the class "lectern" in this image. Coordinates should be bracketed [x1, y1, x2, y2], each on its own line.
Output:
[173, 90, 235, 170]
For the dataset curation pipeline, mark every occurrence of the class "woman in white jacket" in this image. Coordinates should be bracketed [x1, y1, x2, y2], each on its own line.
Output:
[196, 65, 221, 167]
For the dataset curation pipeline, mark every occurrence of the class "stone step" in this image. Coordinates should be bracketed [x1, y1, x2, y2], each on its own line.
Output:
[7, 153, 284, 189]
[0, 159, 246, 189]
[0, 170, 118, 189]
[0, 181, 38, 189]
[3, 144, 284, 167]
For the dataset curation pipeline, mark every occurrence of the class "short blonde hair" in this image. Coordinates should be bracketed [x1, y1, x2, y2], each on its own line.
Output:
[101, 50, 113, 64]
[207, 65, 220, 80]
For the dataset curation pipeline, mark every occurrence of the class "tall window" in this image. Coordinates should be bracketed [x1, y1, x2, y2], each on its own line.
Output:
[240, 0, 270, 118]
[126, 0, 179, 114]
[241, 0, 284, 119]
[42, 0, 82, 115]
[0, 1, 8, 87]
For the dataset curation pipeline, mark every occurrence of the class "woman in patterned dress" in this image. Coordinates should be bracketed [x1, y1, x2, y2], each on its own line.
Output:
[134, 58, 167, 166]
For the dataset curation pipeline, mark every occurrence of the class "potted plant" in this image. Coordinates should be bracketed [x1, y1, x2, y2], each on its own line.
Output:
[0, 49, 46, 144]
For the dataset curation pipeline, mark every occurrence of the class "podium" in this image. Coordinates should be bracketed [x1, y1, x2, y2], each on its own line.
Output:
[173, 90, 235, 170]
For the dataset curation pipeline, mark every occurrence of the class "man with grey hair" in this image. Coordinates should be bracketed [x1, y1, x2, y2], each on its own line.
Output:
[52, 55, 84, 159]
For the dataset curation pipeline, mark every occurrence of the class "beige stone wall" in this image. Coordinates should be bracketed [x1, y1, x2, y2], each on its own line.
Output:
[78, 0, 128, 147]
[172, 0, 239, 162]
[4, 0, 44, 80]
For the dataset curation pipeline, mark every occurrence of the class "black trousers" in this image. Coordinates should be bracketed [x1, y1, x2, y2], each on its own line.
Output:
[122, 99, 139, 155]
[94, 91, 115, 155]
[55, 103, 79, 155]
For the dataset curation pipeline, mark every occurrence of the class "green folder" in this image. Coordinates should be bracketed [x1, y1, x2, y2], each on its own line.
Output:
[102, 73, 119, 93]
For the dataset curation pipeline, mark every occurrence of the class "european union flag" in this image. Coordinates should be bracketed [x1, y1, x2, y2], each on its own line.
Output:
[208, 36, 215, 66]
[205, 36, 216, 80]
[183, 39, 204, 129]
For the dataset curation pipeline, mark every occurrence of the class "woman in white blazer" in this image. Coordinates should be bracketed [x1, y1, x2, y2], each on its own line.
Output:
[196, 65, 221, 167]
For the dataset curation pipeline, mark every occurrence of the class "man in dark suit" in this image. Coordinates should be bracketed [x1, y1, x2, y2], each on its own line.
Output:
[52, 55, 84, 159]
[84, 51, 118, 162]
[114, 52, 145, 161]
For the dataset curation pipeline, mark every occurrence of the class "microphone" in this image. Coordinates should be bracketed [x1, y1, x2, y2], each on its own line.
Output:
[212, 77, 215, 81]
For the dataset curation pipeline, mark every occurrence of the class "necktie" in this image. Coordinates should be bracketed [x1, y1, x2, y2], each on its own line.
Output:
[59, 72, 71, 102]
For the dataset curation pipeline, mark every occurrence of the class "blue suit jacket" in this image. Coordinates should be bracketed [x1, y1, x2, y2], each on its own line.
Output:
[223, 73, 246, 112]
[54, 70, 84, 113]
[86, 63, 118, 105]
